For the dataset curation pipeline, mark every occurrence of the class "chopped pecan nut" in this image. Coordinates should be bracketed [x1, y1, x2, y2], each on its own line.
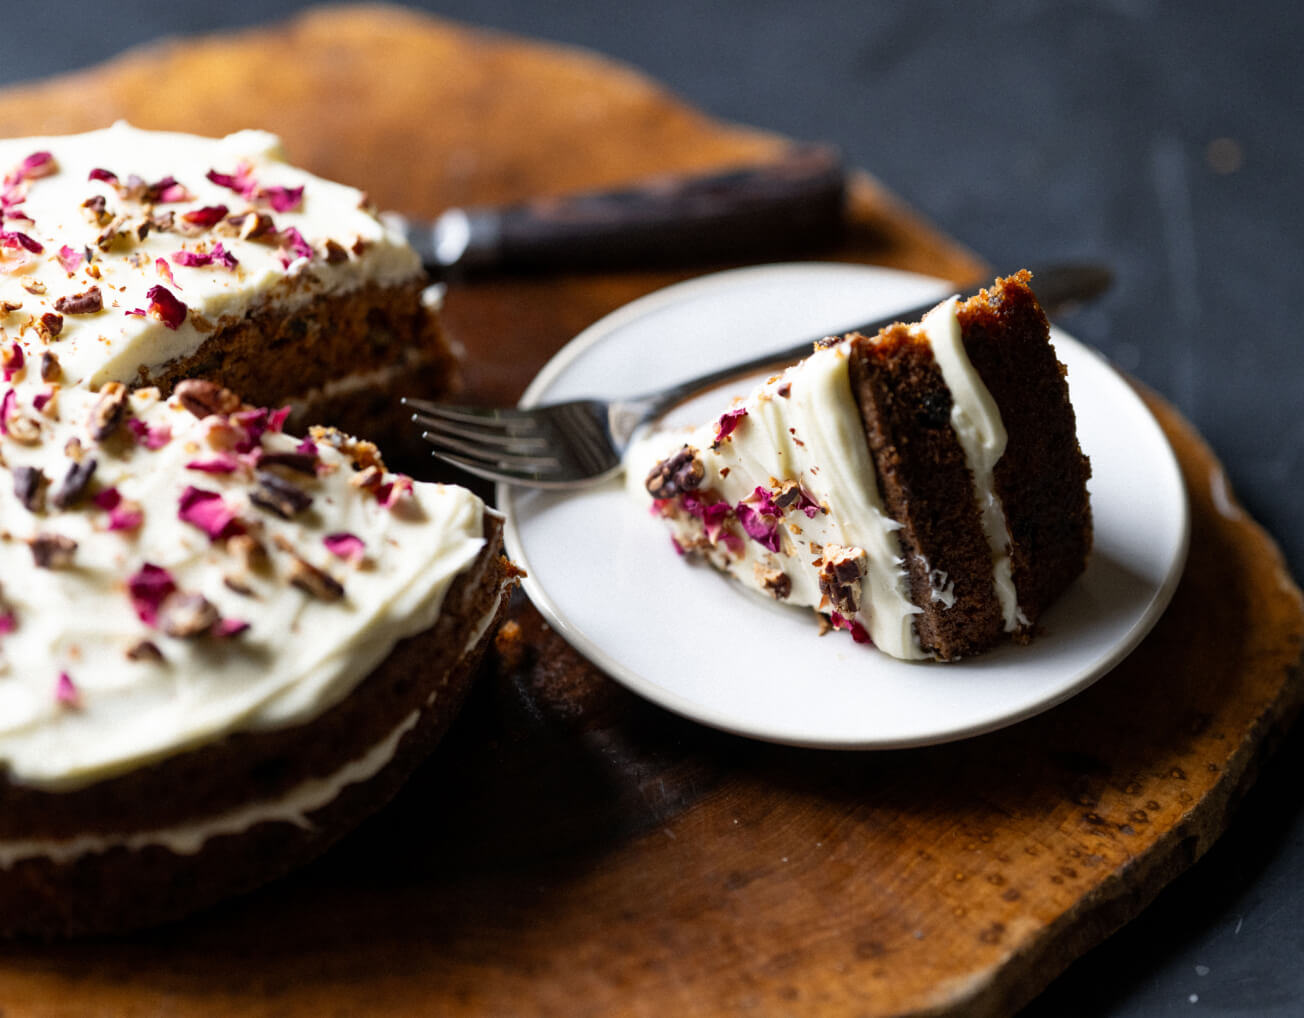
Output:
[817, 544, 868, 616]
[754, 562, 793, 601]
[158, 592, 220, 638]
[87, 382, 127, 441]
[50, 457, 97, 509]
[28, 533, 77, 569]
[126, 639, 165, 662]
[258, 450, 318, 476]
[81, 194, 111, 225]
[286, 554, 345, 602]
[36, 312, 63, 341]
[323, 238, 349, 264]
[645, 445, 705, 498]
[174, 378, 242, 419]
[5, 414, 39, 445]
[53, 286, 103, 316]
[250, 470, 313, 518]
[226, 533, 269, 573]
[39, 350, 61, 382]
[12, 465, 46, 512]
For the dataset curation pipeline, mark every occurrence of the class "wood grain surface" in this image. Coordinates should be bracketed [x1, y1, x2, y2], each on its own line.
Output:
[0, 6, 1300, 1016]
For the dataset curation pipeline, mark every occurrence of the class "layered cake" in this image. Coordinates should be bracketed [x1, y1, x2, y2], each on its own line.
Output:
[0, 377, 514, 936]
[630, 271, 1092, 661]
[0, 123, 454, 444]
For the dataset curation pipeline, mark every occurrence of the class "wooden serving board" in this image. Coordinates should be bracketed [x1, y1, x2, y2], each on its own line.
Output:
[1, 6, 1301, 1016]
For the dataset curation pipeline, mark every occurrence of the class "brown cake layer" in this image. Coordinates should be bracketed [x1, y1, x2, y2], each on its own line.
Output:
[0, 516, 517, 938]
[139, 277, 458, 453]
[850, 270, 1091, 659]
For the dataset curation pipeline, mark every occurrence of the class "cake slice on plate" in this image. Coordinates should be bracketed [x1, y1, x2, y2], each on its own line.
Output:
[629, 271, 1092, 661]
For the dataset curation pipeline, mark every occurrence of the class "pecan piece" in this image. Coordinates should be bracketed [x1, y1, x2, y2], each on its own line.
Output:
[250, 470, 313, 519]
[53, 286, 103, 316]
[158, 592, 220, 638]
[817, 544, 868, 616]
[174, 378, 242, 419]
[50, 457, 97, 509]
[286, 553, 345, 602]
[29, 533, 77, 569]
[36, 312, 63, 341]
[258, 450, 318, 476]
[87, 382, 127, 441]
[645, 445, 705, 499]
[12, 465, 46, 512]
[754, 562, 793, 601]
[39, 350, 61, 382]
[126, 639, 165, 662]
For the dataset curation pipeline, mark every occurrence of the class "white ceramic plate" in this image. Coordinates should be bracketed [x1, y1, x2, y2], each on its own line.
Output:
[499, 263, 1189, 748]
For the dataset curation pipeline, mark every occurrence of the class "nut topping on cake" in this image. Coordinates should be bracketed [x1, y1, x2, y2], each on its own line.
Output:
[817, 544, 868, 616]
[645, 445, 704, 498]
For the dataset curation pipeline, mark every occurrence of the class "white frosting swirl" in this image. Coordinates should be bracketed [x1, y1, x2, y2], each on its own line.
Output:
[0, 382, 490, 791]
[0, 122, 419, 390]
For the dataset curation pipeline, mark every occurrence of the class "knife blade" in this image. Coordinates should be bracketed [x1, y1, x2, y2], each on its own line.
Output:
[385, 144, 847, 276]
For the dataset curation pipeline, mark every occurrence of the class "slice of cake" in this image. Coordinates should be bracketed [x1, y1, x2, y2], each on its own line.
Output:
[629, 271, 1092, 661]
[0, 377, 516, 936]
[0, 123, 453, 446]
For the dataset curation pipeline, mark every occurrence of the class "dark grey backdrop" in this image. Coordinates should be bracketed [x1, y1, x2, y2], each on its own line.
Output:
[6, 2, 1301, 1014]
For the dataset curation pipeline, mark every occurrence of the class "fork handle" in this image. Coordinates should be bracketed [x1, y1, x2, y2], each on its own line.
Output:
[430, 144, 845, 275]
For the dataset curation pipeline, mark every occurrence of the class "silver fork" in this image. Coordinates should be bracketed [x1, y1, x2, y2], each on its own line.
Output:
[405, 262, 1111, 488]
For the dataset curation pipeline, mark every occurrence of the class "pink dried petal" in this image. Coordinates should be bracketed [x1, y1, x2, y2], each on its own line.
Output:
[829, 612, 873, 645]
[742, 485, 780, 517]
[229, 407, 270, 453]
[377, 474, 414, 508]
[125, 307, 145, 318]
[57, 244, 83, 273]
[0, 610, 15, 636]
[713, 407, 748, 444]
[177, 486, 241, 540]
[0, 229, 42, 254]
[323, 532, 366, 564]
[670, 535, 685, 556]
[17, 151, 57, 181]
[149, 177, 191, 204]
[88, 167, 119, 185]
[681, 492, 734, 548]
[278, 226, 313, 268]
[268, 405, 291, 433]
[2, 341, 22, 381]
[127, 563, 176, 625]
[206, 162, 257, 199]
[172, 241, 239, 271]
[127, 416, 172, 449]
[32, 387, 55, 411]
[185, 452, 241, 474]
[261, 185, 304, 212]
[155, 258, 178, 288]
[181, 203, 228, 227]
[295, 436, 317, 457]
[145, 284, 187, 330]
[734, 503, 782, 552]
[93, 487, 143, 531]
[56, 671, 81, 708]
[0, 387, 14, 435]
[211, 242, 238, 269]
[795, 486, 823, 519]
[212, 617, 249, 639]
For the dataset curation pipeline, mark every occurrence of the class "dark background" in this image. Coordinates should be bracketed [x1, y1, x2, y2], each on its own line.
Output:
[6, 2, 1301, 1014]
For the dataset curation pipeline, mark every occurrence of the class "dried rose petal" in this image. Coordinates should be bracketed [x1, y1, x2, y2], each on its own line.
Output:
[323, 532, 366, 564]
[31, 387, 54, 412]
[144, 284, 187, 329]
[713, 407, 748, 444]
[126, 563, 176, 625]
[0, 610, 15, 636]
[126, 416, 171, 449]
[185, 452, 241, 474]
[278, 226, 313, 267]
[0, 387, 15, 435]
[212, 617, 250, 639]
[88, 167, 119, 185]
[55, 671, 81, 708]
[262, 185, 304, 212]
[735, 503, 782, 553]
[829, 611, 873, 645]
[94, 487, 143, 531]
[177, 485, 241, 540]
[155, 258, 178, 288]
[182, 203, 229, 227]
[57, 244, 84, 273]
[268, 405, 291, 433]
[0, 229, 43, 254]
[294, 436, 317, 457]
[376, 474, 414, 508]
[18, 151, 56, 180]
[1, 341, 22, 382]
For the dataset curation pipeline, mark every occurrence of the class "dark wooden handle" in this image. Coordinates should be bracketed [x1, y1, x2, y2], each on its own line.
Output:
[448, 143, 846, 273]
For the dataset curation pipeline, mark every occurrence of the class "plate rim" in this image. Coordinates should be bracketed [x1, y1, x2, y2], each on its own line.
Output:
[498, 262, 1190, 749]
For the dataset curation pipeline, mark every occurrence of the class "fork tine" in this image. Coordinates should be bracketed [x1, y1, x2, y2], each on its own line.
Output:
[403, 398, 540, 429]
[412, 413, 552, 451]
[418, 431, 561, 471]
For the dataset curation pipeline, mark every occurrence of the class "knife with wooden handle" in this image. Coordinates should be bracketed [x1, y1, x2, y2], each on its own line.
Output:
[384, 144, 847, 275]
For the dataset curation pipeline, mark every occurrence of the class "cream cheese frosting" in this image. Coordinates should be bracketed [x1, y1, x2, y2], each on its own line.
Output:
[627, 295, 1018, 661]
[0, 379, 490, 791]
[0, 122, 419, 391]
